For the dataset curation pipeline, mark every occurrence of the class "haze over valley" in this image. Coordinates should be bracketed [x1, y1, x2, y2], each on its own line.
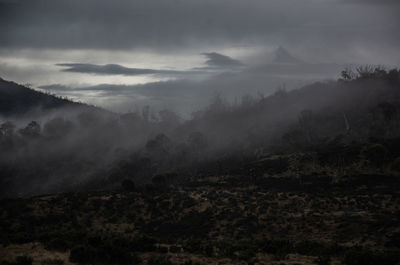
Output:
[1, 1, 400, 264]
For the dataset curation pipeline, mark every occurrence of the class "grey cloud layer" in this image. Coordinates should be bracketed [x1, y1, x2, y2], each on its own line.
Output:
[1, 0, 399, 116]
[56, 52, 243, 76]
[201, 52, 244, 69]
[56, 63, 200, 76]
[342, 0, 400, 5]
[1, 0, 398, 54]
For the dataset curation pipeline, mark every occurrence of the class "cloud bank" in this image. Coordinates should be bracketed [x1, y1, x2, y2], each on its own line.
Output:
[56, 63, 201, 76]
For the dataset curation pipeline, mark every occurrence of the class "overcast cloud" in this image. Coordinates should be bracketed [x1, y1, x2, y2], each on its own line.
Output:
[0, 0, 399, 114]
[1, 0, 399, 53]
[56, 63, 203, 76]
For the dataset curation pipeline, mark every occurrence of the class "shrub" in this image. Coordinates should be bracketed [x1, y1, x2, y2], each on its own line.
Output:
[314, 255, 331, 265]
[40, 258, 64, 265]
[15, 256, 33, 265]
[168, 245, 181, 253]
[45, 238, 69, 252]
[69, 245, 96, 264]
[2, 256, 35, 265]
[182, 260, 203, 265]
[182, 238, 204, 254]
[236, 248, 257, 262]
[360, 144, 388, 168]
[390, 157, 400, 172]
[130, 235, 157, 252]
[260, 240, 293, 256]
[69, 242, 141, 265]
[152, 175, 167, 187]
[146, 256, 174, 265]
[158, 246, 168, 253]
[343, 249, 399, 265]
[121, 179, 135, 192]
[215, 240, 235, 257]
[295, 240, 327, 256]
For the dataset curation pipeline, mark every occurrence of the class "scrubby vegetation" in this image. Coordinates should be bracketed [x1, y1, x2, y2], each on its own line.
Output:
[1, 177, 400, 264]
[1, 67, 400, 264]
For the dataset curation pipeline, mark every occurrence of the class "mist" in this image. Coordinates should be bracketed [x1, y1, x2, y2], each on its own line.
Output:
[2, 1, 400, 263]
[0, 67, 399, 197]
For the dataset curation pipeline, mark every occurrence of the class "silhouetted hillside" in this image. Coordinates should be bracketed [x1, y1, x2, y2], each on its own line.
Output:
[0, 78, 97, 116]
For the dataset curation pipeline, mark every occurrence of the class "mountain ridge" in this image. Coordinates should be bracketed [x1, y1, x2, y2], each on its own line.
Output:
[0, 77, 102, 117]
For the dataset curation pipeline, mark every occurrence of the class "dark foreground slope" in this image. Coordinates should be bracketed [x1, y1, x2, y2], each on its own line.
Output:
[1, 162, 399, 265]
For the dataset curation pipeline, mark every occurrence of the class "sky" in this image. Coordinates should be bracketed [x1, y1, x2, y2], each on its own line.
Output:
[0, 0, 399, 116]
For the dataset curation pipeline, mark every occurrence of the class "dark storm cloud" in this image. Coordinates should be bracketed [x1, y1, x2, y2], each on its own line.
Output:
[0, 0, 278, 49]
[201, 52, 244, 69]
[56, 52, 243, 76]
[56, 63, 201, 76]
[342, 0, 400, 5]
[1, 0, 398, 53]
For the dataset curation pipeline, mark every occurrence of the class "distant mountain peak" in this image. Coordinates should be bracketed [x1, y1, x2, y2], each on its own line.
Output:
[273, 46, 304, 64]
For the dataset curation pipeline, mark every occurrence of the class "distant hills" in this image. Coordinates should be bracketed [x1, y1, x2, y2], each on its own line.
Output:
[273, 46, 305, 64]
[249, 46, 343, 76]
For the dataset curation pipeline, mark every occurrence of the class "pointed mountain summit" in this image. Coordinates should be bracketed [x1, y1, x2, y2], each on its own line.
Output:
[273, 46, 305, 64]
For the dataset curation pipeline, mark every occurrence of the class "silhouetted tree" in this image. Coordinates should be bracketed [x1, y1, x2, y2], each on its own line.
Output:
[19, 121, 41, 137]
[142, 105, 150, 122]
[361, 144, 388, 169]
[146, 134, 172, 156]
[121, 179, 135, 192]
[188, 131, 207, 152]
[377, 102, 396, 122]
[158, 109, 180, 126]
[44, 117, 74, 138]
[0, 121, 15, 137]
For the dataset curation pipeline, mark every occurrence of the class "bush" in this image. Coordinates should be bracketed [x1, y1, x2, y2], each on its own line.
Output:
[260, 240, 293, 256]
[15, 256, 33, 265]
[152, 175, 167, 187]
[182, 260, 203, 265]
[390, 157, 400, 172]
[40, 259, 64, 265]
[146, 256, 174, 265]
[215, 240, 235, 257]
[158, 246, 168, 253]
[168, 245, 181, 253]
[69, 242, 141, 265]
[236, 248, 257, 262]
[361, 144, 388, 168]
[121, 179, 135, 192]
[314, 255, 331, 265]
[130, 235, 157, 252]
[182, 238, 203, 253]
[295, 240, 327, 256]
[343, 249, 399, 265]
[1, 256, 34, 265]
[69, 245, 96, 264]
[45, 238, 69, 252]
